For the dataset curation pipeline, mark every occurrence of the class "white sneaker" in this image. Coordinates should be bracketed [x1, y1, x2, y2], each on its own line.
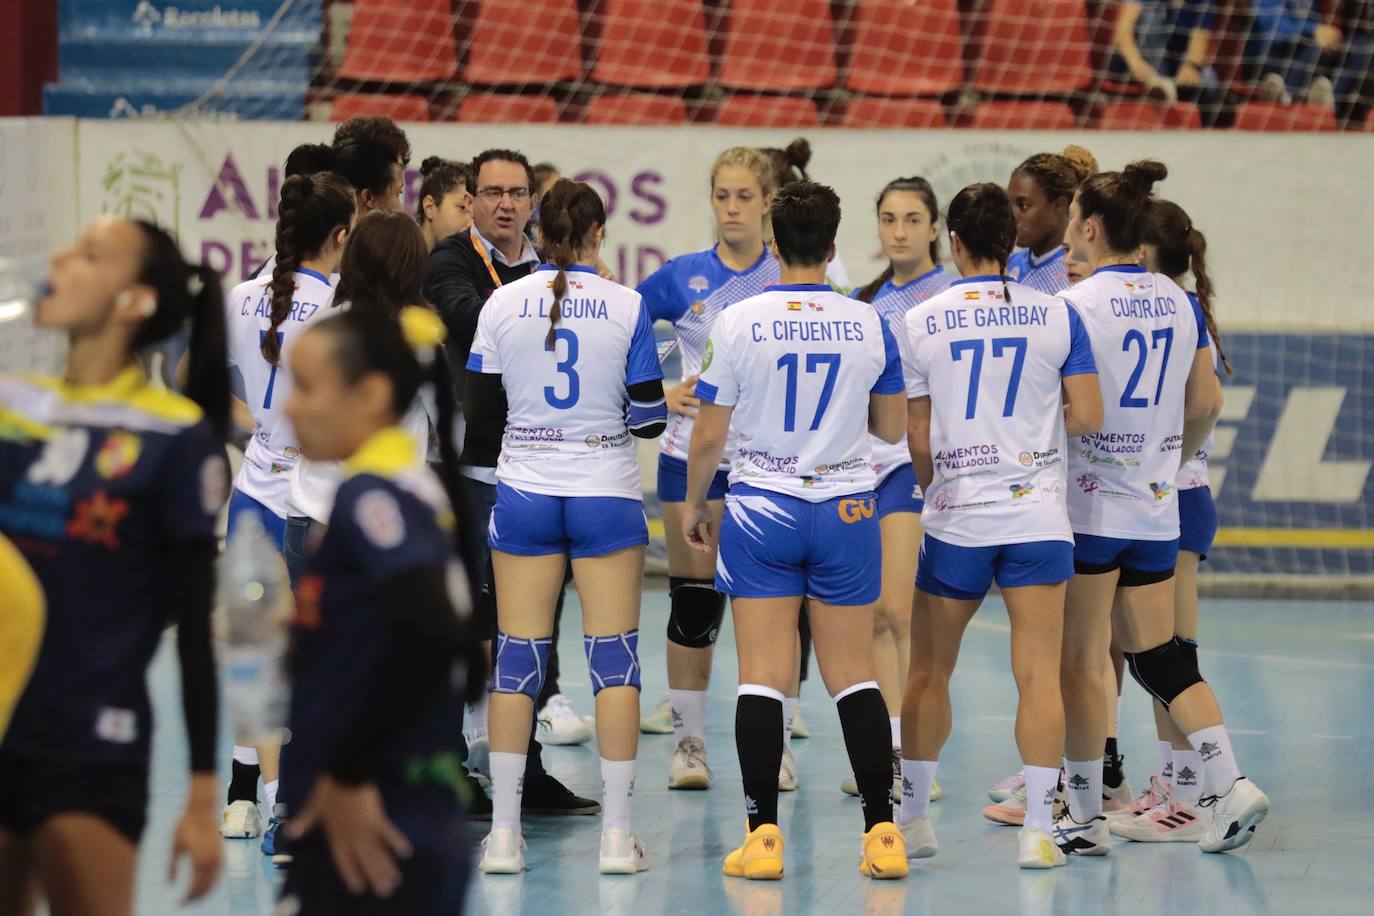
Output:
[900, 815, 937, 859]
[1102, 776, 1135, 816]
[778, 747, 799, 792]
[537, 694, 593, 746]
[790, 709, 810, 739]
[479, 827, 527, 874]
[599, 828, 649, 874]
[640, 696, 674, 734]
[988, 770, 1024, 803]
[1111, 787, 1210, 843]
[1198, 777, 1269, 853]
[221, 800, 261, 838]
[1053, 809, 1111, 856]
[466, 728, 490, 775]
[1018, 827, 1066, 869]
[668, 737, 713, 790]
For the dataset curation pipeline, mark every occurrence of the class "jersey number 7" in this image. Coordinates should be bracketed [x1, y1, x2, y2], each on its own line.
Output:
[259, 330, 286, 409]
[950, 337, 1027, 420]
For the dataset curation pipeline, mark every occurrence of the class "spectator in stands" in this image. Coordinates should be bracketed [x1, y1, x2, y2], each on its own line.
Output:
[1245, 0, 1344, 109]
[1334, 0, 1374, 122]
[1107, 0, 1224, 119]
[416, 157, 472, 251]
[423, 148, 601, 818]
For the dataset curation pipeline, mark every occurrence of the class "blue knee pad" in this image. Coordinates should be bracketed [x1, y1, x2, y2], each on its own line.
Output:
[492, 632, 552, 701]
[583, 630, 641, 696]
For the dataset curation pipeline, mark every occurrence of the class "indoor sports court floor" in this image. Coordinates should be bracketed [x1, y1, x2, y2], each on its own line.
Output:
[135, 587, 1373, 915]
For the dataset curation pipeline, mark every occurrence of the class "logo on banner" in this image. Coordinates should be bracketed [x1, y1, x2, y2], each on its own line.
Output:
[101, 150, 182, 232]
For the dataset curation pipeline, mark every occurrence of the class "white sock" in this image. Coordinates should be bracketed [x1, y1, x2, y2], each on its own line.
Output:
[669, 689, 707, 746]
[466, 694, 489, 734]
[600, 758, 636, 832]
[1157, 739, 1174, 785]
[1187, 724, 1242, 797]
[888, 716, 901, 750]
[1023, 765, 1060, 833]
[783, 697, 798, 748]
[490, 752, 527, 832]
[1171, 748, 1205, 805]
[232, 745, 259, 766]
[264, 779, 279, 815]
[898, 759, 937, 824]
[1063, 758, 1103, 821]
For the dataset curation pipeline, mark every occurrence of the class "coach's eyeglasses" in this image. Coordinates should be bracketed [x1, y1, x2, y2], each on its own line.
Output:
[476, 186, 532, 203]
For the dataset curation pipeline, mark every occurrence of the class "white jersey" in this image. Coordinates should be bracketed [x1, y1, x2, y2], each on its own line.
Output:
[867, 266, 954, 483]
[467, 265, 664, 500]
[1064, 266, 1209, 539]
[224, 268, 336, 514]
[1176, 293, 1216, 491]
[903, 276, 1097, 547]
[697, 284, 904, 502]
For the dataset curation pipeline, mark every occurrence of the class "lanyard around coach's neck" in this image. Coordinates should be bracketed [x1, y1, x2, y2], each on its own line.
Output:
[469, 228, 505, 289]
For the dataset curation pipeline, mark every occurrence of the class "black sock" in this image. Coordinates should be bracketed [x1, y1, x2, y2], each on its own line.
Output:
[837, 686, 893, 831]
[227, 760, 260, 804]
[735, 691, 784, 831]
[1103, 737, 1124, 789]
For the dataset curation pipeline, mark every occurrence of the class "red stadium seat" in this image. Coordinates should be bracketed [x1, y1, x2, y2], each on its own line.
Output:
[973, 0, 1092, 96]
[845, 0, 963, 95]
[457, 93, 560, 124]
[719, 0, 837, 91]
[331, 93, 431, 122]
[1095, 100, 1201, 129]
[971, 101, 1076, 129]
[585, 93, 688, 124]
[339, 0, 457, 82]
[716, 95, 820, 127]
[464, 0, 581, 85]
[591, 0, 710, 89]
[1234, 102, 1337, 132]
[842, 97, 947, 128]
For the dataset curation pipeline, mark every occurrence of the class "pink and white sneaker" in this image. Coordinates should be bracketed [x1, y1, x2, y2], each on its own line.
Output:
[1108, 775, 1169, 823]
[983, 783, 1065, 826]
[1102, 776, 1136, 816]
[1109, 788, 1210, 843]
[988, 770, 1025, 804]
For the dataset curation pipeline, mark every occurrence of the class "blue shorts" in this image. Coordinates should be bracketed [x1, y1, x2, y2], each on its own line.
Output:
[916, 535, 1074, 600]
[1178, 487, 1218, 560]
[657, 453, 729, 503]
[489, 484, 648, 559]
[1073, 533, 1178, 586]
[875, 463, 924, 518]
[226, 488, 286, 550]
[716, 485, 881, 606]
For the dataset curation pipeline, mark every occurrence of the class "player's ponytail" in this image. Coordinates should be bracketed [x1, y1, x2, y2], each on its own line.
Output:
[1077, 159, 1167, 255]
[1144, 199, 1232, 376]
[537, 178, 607, 349]
[946, 183, 1017, 304]
[856, 175, 944, 302]
[264, 172, 355, 365]
[130, 221, 231, 440]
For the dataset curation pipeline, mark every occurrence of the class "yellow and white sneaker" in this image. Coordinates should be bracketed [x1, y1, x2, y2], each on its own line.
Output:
[859, 822, 909, 879]
[221, 800, 261, 838]
[723, 823, 785, 880]
[1018, 826, 1066, 869]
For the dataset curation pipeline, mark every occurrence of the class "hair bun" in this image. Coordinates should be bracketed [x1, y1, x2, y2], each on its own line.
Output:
[785, 137, 812, 170]
[1060, 145, 1099, 182]
[420, 156, 446, 177]
[1121, 159, 1168, 194]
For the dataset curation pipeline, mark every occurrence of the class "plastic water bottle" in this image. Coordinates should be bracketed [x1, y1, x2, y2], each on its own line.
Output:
[219, 511, 290, 744]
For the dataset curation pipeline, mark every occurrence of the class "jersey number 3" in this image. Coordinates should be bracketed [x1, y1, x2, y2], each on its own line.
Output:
[544, 328, 581, 409]
[259, 330, 285, 409]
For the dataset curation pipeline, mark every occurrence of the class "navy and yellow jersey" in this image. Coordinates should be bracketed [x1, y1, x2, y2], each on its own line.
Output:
[0, 532, 44, 741]
[282, 428, 466, 845]
[0, 368, 226, 764]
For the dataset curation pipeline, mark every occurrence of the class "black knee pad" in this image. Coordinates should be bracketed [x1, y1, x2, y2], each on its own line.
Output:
[1174, 635, 1199, 672]
[667, 577, 726, 648]
[1125, 639, 1204, 709]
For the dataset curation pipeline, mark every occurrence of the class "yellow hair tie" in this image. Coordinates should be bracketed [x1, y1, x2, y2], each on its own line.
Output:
[400, 306, 446, 353]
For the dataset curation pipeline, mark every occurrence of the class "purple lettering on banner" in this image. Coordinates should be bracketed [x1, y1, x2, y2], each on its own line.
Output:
[241, 240, 271, 281]
[630, 172, 667, 225]
[405, 169, 423, 212]
[267, 167, 281, 220]
[636, 246, 666, 286]
[199, 154, 259, 221]
[201, 240, 232, 277]
[573, 169, 617, 219]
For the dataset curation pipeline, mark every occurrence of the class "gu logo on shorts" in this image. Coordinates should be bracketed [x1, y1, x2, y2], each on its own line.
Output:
[838, 497, 875, 524]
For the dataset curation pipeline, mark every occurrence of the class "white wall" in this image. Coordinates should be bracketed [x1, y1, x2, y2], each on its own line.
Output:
[68, 121, 1374, 332]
